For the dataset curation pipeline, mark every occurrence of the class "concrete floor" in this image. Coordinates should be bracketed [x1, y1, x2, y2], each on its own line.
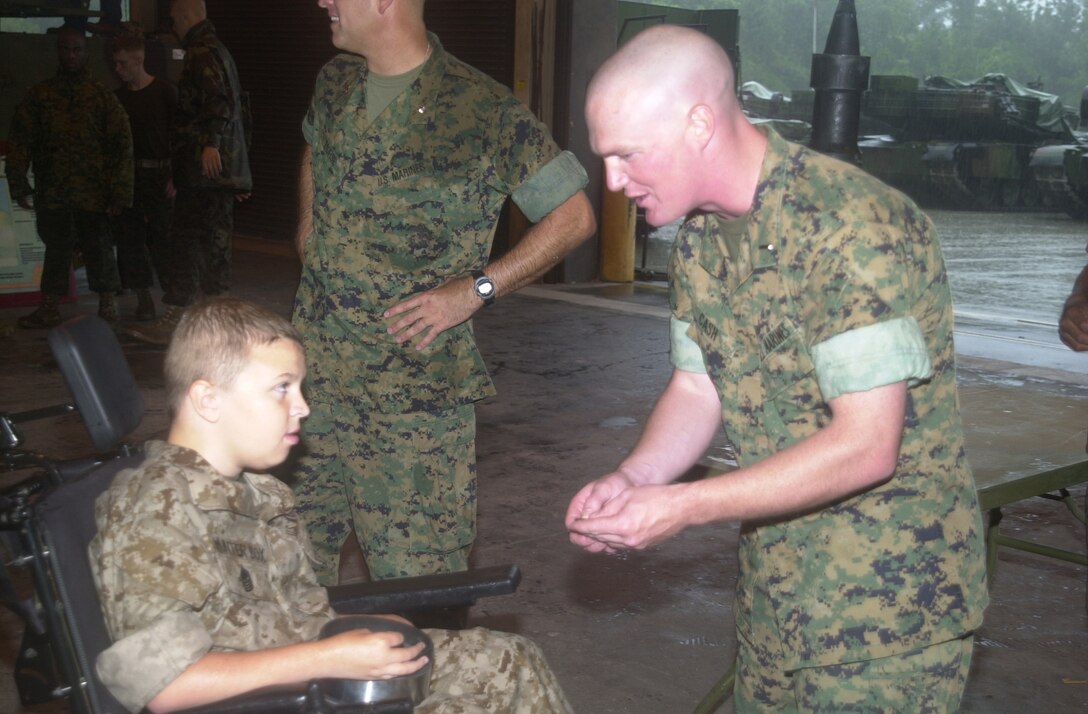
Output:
[1, 245, 1086, 713]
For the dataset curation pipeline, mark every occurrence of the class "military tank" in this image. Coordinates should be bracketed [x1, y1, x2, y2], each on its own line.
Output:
[858, 73, 1078, 211]
[739, 81, 812, 144]
[1028, 85, 1088, 220]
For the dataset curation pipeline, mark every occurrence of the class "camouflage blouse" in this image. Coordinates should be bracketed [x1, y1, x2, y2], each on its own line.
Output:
[669, 127, 988, 668]
[6, 68, 133, 211]
[90, 441, 332, 711]
[293, 34, 586, 413]
[171, 20, 251, 192]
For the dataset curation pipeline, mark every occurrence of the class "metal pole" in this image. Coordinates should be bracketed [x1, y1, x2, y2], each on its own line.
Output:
[813, 2, 818, 54]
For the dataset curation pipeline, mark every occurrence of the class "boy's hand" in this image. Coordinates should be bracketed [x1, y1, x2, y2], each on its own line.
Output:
[322, 628, 428, 680]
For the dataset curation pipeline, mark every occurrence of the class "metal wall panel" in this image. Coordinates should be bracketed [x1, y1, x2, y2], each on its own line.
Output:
[425, 0, 516, 89]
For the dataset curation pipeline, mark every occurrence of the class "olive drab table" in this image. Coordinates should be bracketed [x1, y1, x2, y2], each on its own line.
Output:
[958, 379, 1087, 581]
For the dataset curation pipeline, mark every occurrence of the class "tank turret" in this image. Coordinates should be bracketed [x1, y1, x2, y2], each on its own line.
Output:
[858, 73, 1077, 211]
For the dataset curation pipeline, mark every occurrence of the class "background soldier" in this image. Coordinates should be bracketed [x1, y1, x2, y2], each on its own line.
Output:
[110, 34, 178, 322]
[7, 26, 133, 328]
[128, 0, 251, 344]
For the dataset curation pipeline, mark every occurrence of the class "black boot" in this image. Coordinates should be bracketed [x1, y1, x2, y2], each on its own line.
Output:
[17, 294, 62, 329]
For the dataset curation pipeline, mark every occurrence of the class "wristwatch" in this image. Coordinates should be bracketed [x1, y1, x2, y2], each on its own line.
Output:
[472, 271, 496, 306]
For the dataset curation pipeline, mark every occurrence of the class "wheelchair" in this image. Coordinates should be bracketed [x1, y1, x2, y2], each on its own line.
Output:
[1, 315, 522, 714]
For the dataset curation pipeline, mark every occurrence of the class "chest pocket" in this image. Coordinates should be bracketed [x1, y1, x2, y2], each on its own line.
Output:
[315, 125, 496, 274]
[724, 263, 824, 453]
[758, 287, 830, 453]
[209, 530, 276, 603]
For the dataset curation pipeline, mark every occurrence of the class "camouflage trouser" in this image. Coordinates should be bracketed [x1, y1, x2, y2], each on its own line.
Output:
[35, 208, 120, 296]
[735, 631, 974, 712]
[114, 167, 172, 290]
[293, 399, 477, 583]
[422, 628, 573, 714]
[160, 187, 234, 307]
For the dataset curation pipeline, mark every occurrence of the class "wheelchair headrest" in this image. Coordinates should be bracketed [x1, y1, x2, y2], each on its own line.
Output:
[47, 316, 145, 454]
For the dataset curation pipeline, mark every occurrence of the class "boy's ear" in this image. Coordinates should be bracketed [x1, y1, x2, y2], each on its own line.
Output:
[188, 380, 221, 423]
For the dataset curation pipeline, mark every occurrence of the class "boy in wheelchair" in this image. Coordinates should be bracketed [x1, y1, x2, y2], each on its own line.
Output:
[89, 297, 572, 713]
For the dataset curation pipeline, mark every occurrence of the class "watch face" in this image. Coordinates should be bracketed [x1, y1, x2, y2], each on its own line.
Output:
[475, 275, 495, 299]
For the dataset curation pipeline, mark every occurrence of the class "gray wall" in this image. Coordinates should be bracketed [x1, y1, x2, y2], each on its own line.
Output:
[559, 0, 619, 283]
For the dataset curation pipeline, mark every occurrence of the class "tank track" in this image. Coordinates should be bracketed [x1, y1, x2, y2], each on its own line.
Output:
[1032, 157, 1088, 219]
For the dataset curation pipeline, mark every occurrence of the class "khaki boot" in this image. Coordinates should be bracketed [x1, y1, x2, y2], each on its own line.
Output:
[98, 293, 118, 323]
[135, 289, 157, 322]
[18, 294, 63, 329]
[125, 305, 183, 345]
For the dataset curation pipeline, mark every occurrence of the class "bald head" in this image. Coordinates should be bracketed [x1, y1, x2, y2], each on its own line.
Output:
[588, 25, 737, 131]
[586, 25, 767, 221]
[170, 0, 207, 40]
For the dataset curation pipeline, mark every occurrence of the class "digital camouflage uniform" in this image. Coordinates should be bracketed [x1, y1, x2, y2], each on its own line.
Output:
[6, 66, 132, 297]
[669, 127, 988, 709]
[90, 441, 573, 714]
[292, 33, 588, 582]
[114, 76, 177, 291]
[161, 19, 251, 308]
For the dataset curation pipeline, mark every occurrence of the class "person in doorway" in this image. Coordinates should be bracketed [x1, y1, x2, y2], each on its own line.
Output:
[127, 0, 251, 345]
[91, 296, 574, 714]
[566, 25, 988, 711]
[292, 0, 596, 585]
[110, 33, 178, 322]
[7, 26, 132, 328]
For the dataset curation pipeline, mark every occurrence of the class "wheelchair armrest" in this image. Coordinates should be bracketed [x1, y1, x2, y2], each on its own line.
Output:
[177, 690, 308, 714]
[177, 681, 413, 714]
[326, 564, 521, 615]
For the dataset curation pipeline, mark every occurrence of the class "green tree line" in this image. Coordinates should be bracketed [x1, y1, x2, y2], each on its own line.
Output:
[653, 0, 1087, 108]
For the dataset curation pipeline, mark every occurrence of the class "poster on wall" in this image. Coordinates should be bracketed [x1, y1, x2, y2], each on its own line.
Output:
[0, 173, 59, 307]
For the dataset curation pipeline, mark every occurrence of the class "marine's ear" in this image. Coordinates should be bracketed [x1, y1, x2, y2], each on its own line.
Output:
[687, 104, 715, 151]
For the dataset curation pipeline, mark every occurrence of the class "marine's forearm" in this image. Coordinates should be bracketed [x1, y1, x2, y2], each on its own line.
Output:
[295, 146, 314, 258]
[482, 190, 595, 296]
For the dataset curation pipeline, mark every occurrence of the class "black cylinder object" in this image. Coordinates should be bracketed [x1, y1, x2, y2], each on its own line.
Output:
[809, 0, 870, 163]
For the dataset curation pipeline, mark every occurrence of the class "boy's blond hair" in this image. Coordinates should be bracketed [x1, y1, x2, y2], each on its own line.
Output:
[164, 297, 302, 415]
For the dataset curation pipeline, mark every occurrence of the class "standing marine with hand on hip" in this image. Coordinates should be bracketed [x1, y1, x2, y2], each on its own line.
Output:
[292, 0, 595, 584]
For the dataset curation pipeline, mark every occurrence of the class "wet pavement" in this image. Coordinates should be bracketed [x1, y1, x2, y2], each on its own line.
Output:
[1, 210, 1086, 712]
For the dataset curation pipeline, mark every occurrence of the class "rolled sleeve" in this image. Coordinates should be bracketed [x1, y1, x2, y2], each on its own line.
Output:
[510, 150, 589, 223]
[811, 316, 932, 400]
[301, 105, 315, 146]
[96, 610, 213, 713]
[670, 317, 708, 373]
